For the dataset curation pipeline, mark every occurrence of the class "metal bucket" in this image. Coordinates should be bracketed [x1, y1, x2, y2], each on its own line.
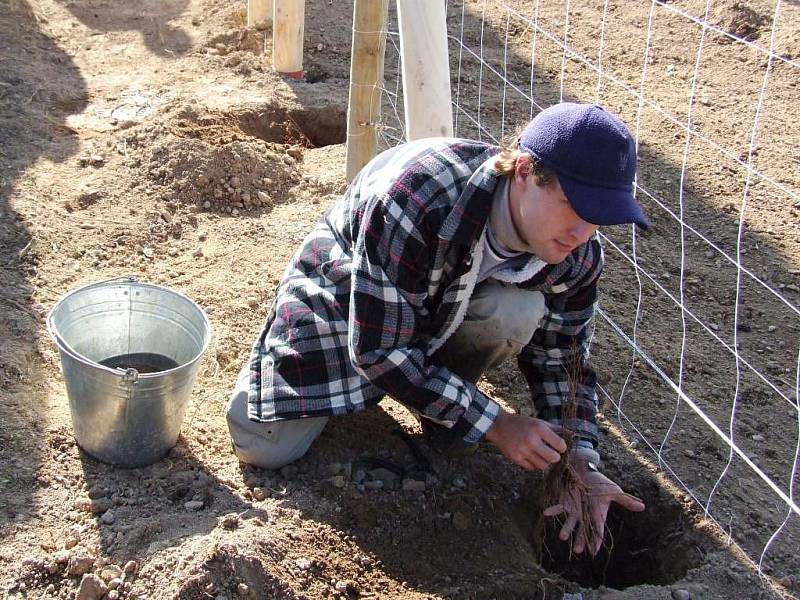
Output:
[47, 277, 211, 468]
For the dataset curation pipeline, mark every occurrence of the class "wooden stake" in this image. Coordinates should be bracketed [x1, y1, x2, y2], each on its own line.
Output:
[273, 0, 305, 78]
[247, 0, 272, 26]
[397, 0, 453, 140]
[346, 0, 389, 181]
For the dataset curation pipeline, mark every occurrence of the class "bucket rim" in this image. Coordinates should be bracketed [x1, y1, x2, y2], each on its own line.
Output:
[47, 276, 212, 378]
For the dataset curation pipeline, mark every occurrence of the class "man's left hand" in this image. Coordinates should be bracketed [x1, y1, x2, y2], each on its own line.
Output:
[543, 448, 645, 556]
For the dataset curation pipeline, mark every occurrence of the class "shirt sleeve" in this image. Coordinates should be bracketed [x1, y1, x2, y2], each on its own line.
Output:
[517, 239, 603, 448]
[347, 190, 500, 445]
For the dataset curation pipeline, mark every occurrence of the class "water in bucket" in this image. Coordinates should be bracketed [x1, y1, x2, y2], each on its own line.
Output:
[48, 277, 211, 468]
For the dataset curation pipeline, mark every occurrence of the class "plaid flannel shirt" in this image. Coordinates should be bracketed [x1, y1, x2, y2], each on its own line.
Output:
[248, 138, 603, 447]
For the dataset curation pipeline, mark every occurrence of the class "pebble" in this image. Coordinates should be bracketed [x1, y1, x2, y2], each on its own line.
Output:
[184, 500, 204, 511]
[232, 208, 240, 217]
[685, 449, 696, 458]
[279, 465, 299, 480]
[334, 581, 349, 593]
[247, 297, 259, 309]
[108, 577, 123, 590]
[671, 589, 691, 600]
[77, 574, 107, 600]
[108, 591, 120, 600]
[257, 191, 272, 206]
[328, 475, 346, 488]
[295, 558, 312, 570]
[54, 550, 71, 565]
[252, 487, 268, 501]
[89, 154, 105, 166]
[401, 478, 426, 492]
[221, 513, 240, 529]
[237, 583, 249, 596]
[452, 476, 466, 489]
[87, 485, 105, 499]
[168, 247, 179, 257]
[752, 434, 765, 442]
[68, 551, 96, 576]
[203, 200, 212, 209]
[100, 565, 122, 582]
[192, 247, 204, 258]
[90, 498, 113, 514]
[100, 510, 116, 525]
[123, 560, 138, 576]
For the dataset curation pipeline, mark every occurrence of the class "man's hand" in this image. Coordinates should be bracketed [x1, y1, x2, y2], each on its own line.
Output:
[543, 448, 645, 556]
[485, 410, 567, 470]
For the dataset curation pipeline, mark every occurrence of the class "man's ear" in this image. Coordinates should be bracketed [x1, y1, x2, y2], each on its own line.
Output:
[514, 154, 533, 185]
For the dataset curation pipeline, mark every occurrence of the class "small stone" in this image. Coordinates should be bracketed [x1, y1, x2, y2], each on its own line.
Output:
[452, 476, 466, 489]
[100, 509, 116, 525]
[100, 565, 122, 582]
[184, 500, 204, 511]
[752, 434, 765, 442]
[230, 176, 240, 187]
[90, 498, 113, 514]
[221, 513, 240, 529]
[54, 550, 71, 565]
[192, 247, 203, 258]
[334, 581, 349, 593]
[328, 475, 346, 488]
[316, 43, 324, 51]
[252, 487, 268, 501]
[685, 449, 695, 458]
[108, 591, 120, 600]
[160, 211, 173, 224]
[287, 147, 303, 160]
[87, 485, 105, 499]
[77, 573, 107, 600]
[247, 297, 259, 309]
[671, 590, 691, 600]
[203, 200, 212, 209]
[68, 551, 96, 576]
[142, 247, 154, 259]
[89, 154, 105, 166]
[401, 478, 426, 492]
[280, 465, 299, 480]
[108, 577, 122, 590]
[295, 557, 312, 570]
[123, 560, 138, 575]
[64, 534, 80, 550]
[237, 583, 249, 596]
[352, 469, 367, 485]
[768, 325, 777, 332]
[231, 208, 240, 216]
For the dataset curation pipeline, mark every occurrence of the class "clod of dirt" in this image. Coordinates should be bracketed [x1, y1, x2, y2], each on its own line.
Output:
[710, 0, 766, 42]
[76, 573, 107, 600]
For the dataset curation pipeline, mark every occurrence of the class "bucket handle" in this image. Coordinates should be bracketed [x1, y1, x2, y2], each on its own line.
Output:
[47, 276, 142, 382]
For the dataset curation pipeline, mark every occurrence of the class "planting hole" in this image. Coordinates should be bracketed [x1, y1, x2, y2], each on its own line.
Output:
[519, 470, 715, 589]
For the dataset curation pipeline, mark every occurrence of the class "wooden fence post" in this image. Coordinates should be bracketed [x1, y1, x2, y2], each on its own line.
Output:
[247, 0, 272, 26]
[397, 0, 453, 139]
[273, 0, 305, 77]
[346, 0, 389, 181]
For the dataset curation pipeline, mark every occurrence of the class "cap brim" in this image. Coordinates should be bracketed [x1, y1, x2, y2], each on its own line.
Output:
[558, 175, 651, 230]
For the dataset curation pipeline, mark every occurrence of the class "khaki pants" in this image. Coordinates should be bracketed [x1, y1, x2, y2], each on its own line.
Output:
[226, 280, 546, 468]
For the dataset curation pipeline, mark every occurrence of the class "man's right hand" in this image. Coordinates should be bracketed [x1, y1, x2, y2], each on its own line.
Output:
[485, 410, 567, 470]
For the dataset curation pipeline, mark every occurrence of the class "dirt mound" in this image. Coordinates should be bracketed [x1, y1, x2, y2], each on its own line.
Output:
[710, 0, 767, 42]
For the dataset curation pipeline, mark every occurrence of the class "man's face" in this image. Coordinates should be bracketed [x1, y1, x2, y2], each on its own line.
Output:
[508, 157, 599, 264]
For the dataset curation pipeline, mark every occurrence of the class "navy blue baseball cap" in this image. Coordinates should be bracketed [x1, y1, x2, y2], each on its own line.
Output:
[519, 103, 650, 229]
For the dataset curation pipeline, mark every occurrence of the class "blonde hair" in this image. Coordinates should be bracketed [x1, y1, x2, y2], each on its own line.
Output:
[493, 129, 555, 186]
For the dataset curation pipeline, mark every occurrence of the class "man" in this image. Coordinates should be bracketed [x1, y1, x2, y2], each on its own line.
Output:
[227, 103, 647, 555]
